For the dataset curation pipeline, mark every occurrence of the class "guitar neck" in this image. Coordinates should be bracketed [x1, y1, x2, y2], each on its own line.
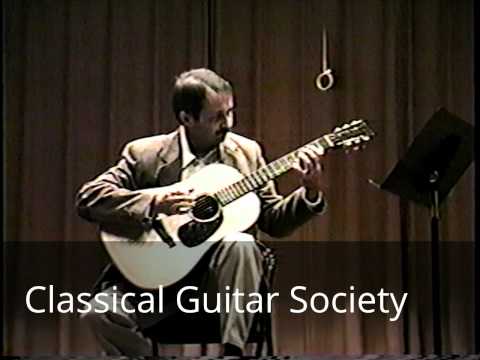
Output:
[214, 135, 335, 206]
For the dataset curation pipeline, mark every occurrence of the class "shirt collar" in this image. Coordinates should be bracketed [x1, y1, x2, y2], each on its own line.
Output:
[179, 125, 221, 169]
[179, 125, 196, 169]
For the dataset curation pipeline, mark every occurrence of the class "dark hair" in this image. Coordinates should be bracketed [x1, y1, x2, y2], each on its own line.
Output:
[172, 68, 233, 121]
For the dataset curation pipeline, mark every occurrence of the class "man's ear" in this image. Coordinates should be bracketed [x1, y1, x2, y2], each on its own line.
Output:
[179, 111, 194, 126]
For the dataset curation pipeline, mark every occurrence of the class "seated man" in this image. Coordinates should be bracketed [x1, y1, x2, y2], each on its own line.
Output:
[76, 68, 327, 356]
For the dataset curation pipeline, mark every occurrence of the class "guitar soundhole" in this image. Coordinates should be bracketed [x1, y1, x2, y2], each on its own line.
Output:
[191, 195, 220, 222]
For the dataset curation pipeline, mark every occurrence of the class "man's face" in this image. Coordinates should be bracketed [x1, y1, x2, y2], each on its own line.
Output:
[183, 90, 234, 154]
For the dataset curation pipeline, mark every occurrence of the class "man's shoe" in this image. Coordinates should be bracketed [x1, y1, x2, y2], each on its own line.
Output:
[223, 343, 243, 357]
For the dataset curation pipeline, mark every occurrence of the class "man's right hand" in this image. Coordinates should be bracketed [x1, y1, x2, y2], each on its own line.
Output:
[152, 189, 195, 216]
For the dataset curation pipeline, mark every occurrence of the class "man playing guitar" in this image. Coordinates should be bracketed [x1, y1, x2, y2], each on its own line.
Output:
[76, 68, 327, 356]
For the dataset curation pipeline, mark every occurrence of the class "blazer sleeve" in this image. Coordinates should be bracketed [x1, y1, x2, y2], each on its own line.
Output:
[255, 143, 326, 237]
[76, 141, 155, 228]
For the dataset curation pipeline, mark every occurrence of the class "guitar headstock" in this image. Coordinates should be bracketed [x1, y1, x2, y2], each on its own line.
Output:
[330, 119, 375, 151]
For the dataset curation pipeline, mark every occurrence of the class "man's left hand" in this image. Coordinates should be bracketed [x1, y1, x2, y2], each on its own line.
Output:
[293, 145, 325, 202]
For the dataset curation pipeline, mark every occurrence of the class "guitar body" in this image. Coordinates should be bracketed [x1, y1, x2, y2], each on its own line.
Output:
[101, 163, 262, 289]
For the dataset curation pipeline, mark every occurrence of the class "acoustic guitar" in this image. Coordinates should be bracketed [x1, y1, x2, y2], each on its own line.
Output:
[101, 119, 375, 289]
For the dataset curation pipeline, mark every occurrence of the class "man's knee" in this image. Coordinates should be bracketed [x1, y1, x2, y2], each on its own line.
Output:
[80, 295, 151, 355]
[81, 299, 108, 330]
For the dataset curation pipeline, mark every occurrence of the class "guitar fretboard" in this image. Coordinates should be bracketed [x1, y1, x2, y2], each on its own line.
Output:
[214, 135, 333, 206]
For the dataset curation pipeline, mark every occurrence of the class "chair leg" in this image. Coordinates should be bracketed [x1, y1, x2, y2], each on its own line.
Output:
[255, 337, 264, 357]
[255, 310, 275, 357]
[265, 312, 274, 356]
[151, 337, 159, 356]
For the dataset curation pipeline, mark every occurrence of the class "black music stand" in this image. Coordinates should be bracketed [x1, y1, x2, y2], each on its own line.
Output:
[373, 107, 474, 354]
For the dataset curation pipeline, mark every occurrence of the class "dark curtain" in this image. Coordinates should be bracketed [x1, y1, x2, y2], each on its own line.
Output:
[4, 0, 474, 356]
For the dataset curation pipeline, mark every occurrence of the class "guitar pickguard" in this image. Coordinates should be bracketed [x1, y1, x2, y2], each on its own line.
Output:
[177, 213, 223, 247]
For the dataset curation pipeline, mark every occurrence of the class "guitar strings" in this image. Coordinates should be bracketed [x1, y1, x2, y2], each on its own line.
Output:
[191, 196, 218, 217]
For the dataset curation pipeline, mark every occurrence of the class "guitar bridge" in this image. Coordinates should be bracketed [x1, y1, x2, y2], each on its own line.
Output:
[153, 218, 176, 248]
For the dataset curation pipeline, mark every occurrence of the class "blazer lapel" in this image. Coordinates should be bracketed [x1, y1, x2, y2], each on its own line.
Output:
[155, 130, 182, 186]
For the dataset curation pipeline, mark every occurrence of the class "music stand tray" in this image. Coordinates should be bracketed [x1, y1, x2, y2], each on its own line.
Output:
[379, 107, 473, 208]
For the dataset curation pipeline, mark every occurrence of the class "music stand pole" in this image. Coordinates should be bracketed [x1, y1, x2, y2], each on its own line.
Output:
[429, 171, 442, 354]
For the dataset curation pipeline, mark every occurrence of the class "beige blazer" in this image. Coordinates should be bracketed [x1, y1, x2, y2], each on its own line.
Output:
[76, 128, 324, 239]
